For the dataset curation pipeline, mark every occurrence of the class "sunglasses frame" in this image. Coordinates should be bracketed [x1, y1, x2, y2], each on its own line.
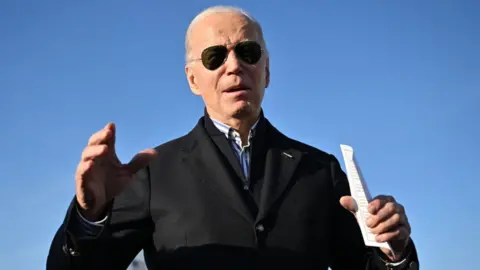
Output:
[188, 40, 264, 70]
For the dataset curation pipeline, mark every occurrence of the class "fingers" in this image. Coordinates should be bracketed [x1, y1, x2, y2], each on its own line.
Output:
[105, 122, 116, 147]
[365, 195, 411, 248]
[125, 148, 158, 174]
[339, 196, 357, 213]
[369, 210, 407, 235]
[76, 158, 95, 178]
[367, 201, 404, 229]
[360, 194, 411, 258]
[368, 195, 395, 214]
[81, 145, 108, 161]
[88, 123, 115, 146]
[84, 123, 117, 163]
[376, 225, 410, 243]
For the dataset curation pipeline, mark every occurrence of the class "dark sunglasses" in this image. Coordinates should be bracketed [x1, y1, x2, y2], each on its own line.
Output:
[192, 40, 263, 70]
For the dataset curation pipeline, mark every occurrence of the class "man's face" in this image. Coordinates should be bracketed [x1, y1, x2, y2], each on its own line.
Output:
[185, 12, 269, 121]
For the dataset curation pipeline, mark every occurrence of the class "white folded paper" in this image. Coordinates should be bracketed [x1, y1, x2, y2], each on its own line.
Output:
[340, 144, 395, 257]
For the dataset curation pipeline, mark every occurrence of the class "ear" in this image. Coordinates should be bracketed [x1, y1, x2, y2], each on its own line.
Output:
[185, 64, 201, 95]
[264, 58, 270, 88]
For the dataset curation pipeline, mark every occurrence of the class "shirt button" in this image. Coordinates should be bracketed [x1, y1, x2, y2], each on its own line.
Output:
[256, 224, 265, 232]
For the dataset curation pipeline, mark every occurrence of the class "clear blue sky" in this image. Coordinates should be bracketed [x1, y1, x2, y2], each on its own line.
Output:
[1, 1, 478, 269]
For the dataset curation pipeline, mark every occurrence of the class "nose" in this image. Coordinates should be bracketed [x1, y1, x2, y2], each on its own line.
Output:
[224, 50, 242, 75]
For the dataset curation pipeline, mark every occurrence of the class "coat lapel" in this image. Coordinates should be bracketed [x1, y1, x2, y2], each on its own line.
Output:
[209, 135, 246, 183]
[256, 136, 303, 223]
[180, 119, 254, 224]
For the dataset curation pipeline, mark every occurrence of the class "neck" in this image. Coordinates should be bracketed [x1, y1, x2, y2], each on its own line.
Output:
[206, 107, 260, 144]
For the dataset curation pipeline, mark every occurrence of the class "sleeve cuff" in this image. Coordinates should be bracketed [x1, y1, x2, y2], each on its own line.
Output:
[381, 257, 408, 267]
[75, 205, 108, 226]
[375, 239, 416, 269]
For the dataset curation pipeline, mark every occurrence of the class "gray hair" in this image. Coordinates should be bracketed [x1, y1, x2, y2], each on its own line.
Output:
[185, 6, 268, 62]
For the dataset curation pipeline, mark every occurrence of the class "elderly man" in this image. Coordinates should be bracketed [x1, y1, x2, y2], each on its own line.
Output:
[47, 6, 419, 270]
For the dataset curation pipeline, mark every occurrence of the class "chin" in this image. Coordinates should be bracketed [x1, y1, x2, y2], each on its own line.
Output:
[229, 102, 257, 119]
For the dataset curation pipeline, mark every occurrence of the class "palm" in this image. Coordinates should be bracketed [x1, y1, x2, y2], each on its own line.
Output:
[87, 155, 125, 207]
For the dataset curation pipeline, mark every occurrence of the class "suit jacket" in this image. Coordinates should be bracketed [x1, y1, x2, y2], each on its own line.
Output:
[46, 113, 419, 270]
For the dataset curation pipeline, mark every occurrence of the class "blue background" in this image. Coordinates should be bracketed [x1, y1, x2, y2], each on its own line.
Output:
[1, 1, 478, 269]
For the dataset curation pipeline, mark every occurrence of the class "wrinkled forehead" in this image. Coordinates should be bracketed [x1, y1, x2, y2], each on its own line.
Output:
[190, 13, 259, 53]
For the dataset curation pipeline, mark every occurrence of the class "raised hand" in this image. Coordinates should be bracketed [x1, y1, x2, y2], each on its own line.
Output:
[75, 123, 157, 221]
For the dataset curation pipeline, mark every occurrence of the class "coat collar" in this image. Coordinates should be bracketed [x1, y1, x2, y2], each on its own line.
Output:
[180, 112, 303, 224]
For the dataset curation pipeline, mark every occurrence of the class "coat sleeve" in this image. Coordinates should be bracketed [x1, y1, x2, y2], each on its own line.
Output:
[46, 166, 154, 270]
[327, 155, 419, 270]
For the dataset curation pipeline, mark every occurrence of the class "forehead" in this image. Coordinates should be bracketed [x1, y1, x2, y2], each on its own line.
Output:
[190, 13, 259, 51]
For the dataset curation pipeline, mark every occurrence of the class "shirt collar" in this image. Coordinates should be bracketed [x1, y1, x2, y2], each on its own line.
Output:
[210, 117, 260, 143]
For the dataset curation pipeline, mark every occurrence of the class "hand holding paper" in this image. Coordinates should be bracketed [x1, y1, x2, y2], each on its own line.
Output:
[339, 144, 411, 261]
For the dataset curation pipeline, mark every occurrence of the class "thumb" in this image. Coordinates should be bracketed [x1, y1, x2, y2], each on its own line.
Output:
[339, 196, 358, 214]
[125, 148, 158, 174]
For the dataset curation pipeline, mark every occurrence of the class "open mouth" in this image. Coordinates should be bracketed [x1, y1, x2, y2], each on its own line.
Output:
[224, 86, 250, 93]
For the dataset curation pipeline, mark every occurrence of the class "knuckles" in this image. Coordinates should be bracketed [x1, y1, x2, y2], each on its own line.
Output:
[386, 202, 396, 213]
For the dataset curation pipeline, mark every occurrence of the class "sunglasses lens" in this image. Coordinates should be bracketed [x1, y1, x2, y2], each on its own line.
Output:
[201, 46, 228, 70]
[235, 41, 262, 65]
[200, 41, 263, 70]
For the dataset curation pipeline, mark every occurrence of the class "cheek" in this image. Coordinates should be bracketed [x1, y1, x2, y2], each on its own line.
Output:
[197, 71, 222, 98]
[250, 66, 267, 88]
[196, 68, 216, 88]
